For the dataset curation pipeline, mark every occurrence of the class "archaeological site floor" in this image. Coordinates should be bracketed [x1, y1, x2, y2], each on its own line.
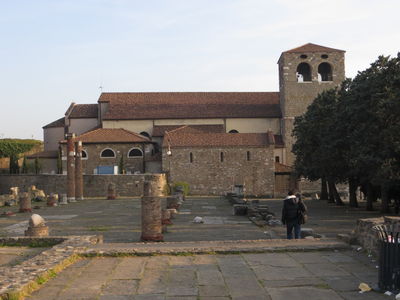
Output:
[0, 197, 395, 299]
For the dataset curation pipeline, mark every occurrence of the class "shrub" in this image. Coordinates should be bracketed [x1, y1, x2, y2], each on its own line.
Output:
[172, 181, 190, 196]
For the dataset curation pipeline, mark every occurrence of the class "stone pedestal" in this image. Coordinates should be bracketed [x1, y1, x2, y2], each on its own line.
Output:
[19, 192, 32, 213]
[167, 196, 180, 210]
[25, 226, 49, 237]
[25, 214, 49, 237]
[162, 209, 172, 225]
[107, 183, 116, 200]
[59, 193, 68, 205]
[47, 193, 58, 207]
[140, 174, 166, 242]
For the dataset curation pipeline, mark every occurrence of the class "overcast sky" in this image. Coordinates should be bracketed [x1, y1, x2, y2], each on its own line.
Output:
[1, 0, 399, 140]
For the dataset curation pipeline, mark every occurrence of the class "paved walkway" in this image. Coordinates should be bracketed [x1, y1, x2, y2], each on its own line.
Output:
[28, 250, 387, 300]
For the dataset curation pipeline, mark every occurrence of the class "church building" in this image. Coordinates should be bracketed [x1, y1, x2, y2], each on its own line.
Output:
[34, 43, 345, 196]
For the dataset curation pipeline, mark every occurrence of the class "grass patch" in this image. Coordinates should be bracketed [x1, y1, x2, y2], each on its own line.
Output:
[87, 226, 111, 232]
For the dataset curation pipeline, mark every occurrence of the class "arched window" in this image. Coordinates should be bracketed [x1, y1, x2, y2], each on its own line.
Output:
[100, 148, 116, 158]
[128, 148, 143, 157]
[247, 151, 251, 161]
[220, 152, 224, 162]
[318, 62, 332, 81]
[229, 129, 239, 133]
[82, 150, 88, 160]
[296, 63, 311, 82]
[189, 152, 193, 163]
[140, 131, 150, 138]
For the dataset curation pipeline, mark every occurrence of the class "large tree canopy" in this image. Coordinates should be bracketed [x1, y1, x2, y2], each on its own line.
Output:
[293, 53, 400, 211]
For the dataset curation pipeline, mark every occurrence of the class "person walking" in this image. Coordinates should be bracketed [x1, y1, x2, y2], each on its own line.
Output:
[281, 191, 307, 239]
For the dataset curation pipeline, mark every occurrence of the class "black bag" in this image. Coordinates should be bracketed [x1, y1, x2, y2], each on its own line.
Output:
[298, 202, 308, 224]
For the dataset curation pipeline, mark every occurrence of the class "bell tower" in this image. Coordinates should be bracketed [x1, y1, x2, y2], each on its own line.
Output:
[278, 43, 346, 165]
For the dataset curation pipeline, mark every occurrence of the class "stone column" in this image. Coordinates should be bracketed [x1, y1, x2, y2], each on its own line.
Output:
[19, 192, 32, 213]
[75, 140, 84, 201]
[107, 183, 116, 200]
[66, 133, 76, 202]
[140, 174, 166, 242]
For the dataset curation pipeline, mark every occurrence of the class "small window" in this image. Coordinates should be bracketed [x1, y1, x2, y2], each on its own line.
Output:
[229, 129, 239, 133]
[128, 148, 143, 157]
[321, 54, 329, 59]
[100, 148, 116, 158]
[220, 152, 224, 162]
[140, 131, 150, 138]
[296, 63, 311, 82]
[247, 151, 251, 161]
[300, 54, 308, 59]
[82, 150, 88, 160]
[275, 156, 280, 163]
[189, 152, 193, 163]
[318, 62, 332, 81]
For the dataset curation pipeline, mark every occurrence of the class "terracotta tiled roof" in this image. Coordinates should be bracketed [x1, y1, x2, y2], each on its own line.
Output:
[283, 43, 345, 53]
[99, 92, 281, 120]
[62, 128, 151, 144]
[275, 162, 293, 173]
[69, 104, 98, 119]
[163, 132, 272, 148]
[27, 150, 58, 159]
[153, 125, 224, 137]
[43, 117, 65, 129]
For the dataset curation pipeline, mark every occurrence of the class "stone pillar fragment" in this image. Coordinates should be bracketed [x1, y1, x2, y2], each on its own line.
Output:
[162, 209, 172, 225]
[19, 192, 32, 213]
[25, 214, 49, 237]
[75, 140, 84, 201]
[107, 183, 116, 200]
[59, 193, 68, 205]
[47, 193, 58, 207]
[140, 174, 166, 242]
[66, 133, 76, 202]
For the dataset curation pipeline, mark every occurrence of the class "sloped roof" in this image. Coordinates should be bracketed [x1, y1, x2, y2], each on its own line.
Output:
[283, 43, 345, 53]
[163, 131, 273, 148]
[27, 150, 58, 159]
[153, 124, 224, 137]
[62, 128, 151, 144]
[275, 162, 293, 173]
[69, 104, 98, 119]
[99, 92, 281, 120]
[43, 117, 65, 129]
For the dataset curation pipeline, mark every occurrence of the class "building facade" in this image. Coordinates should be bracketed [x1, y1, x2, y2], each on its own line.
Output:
[37, 43, 345, 196]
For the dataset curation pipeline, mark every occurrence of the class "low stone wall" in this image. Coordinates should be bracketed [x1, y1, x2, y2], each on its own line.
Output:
[0, 174, 152, 198]
[353, 216, 400, 256]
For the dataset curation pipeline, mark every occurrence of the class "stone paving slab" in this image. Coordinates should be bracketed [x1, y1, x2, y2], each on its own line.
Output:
[27, 250, 388, 300]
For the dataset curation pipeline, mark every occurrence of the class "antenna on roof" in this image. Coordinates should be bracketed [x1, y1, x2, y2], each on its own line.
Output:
[99, 85, 103, 92]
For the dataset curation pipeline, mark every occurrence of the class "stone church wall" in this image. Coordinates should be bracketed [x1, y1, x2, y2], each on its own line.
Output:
[163, 146, 275, 196]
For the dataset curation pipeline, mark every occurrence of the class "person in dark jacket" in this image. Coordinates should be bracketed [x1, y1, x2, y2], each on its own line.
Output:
[281, 191, 307, 239]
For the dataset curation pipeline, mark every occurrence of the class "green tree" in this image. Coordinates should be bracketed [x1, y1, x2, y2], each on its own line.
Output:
[21, 156, 28, 174]
[34, 157, 41, 174]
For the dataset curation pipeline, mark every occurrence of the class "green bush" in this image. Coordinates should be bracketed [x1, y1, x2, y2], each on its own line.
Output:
[172, 181, 190, 196]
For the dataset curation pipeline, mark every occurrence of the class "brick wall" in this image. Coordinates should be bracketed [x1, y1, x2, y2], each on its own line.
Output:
[0, 174, 153, 197]
[163, 146, 275, 196]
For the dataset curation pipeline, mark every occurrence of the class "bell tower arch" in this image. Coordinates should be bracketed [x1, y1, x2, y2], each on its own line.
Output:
[278, 43, 345, 165]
